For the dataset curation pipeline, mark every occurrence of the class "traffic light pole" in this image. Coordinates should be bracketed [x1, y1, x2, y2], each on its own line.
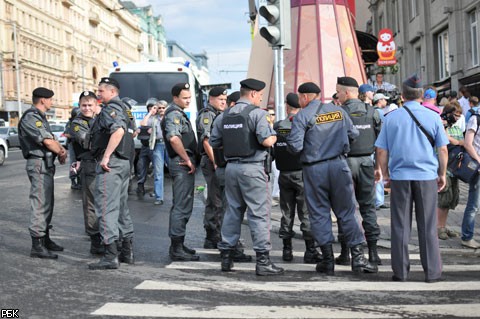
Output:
[277, 46, 285, 121]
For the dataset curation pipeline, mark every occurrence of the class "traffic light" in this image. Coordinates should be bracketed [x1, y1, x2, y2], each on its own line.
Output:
[259, 0, 291, 49]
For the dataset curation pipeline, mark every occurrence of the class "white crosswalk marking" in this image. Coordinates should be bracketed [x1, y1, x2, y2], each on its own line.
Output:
[91, 248, 480, 318]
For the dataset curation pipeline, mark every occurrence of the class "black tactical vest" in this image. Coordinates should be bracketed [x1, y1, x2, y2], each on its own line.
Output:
[347, 103, 376, 156]
[110, 100, 135, 161]
[222, 104, 261, 158]
[161, 106, 198, 158]
[273, 117, 302, 171]
[71, 116, 94, 161]
[18, 108, 50, 159]
[196, 106, 218, 155]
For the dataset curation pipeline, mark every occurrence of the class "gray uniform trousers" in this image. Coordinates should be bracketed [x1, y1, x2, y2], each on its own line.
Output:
[81, 160, 98, 236]
[95, 155, 134, 245]
[168, 155, 195, 238]
[26, 158, 55, 238]
[303, 158, 365, 247]
[218, 162, 272, 252]
[337, 156, 380, 242]
[215, 166, 227, 219]
[390, 180, 442, 281]
[278, 170, 313, 240]
[200, 155, 223, 233]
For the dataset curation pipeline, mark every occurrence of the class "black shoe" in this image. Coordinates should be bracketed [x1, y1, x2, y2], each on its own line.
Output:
[136, 183, 145, 197]
[232, 248, 252, 262]
[351, 244, 378, 273]
[425, 277, 444, 283]
[367, 241, 382, 265]
[316, 244, 334, 276]
[118, 238, 135, 264]
[170, 237, 199, 261]
[221, 250, 234, 272]
[256, 252, 284, 276]
[282, 239, 293, 261]
[392, 275, 406, 282]
[335, 241, 350, 266]
[203, 238, 218, 249]
[304, 240, 322, 264]
[90, 234, 105, 255]
[30, 237, 58, 259]
[45, 226, 64, 252]
[88, 244, 119, 270]
[376, 204, 390, 210]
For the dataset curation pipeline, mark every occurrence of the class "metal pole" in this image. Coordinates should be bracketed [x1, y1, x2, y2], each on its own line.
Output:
[273, 48, 279, 113]
[12, 22, 22, 119]
[81, 47, 85, 91]
[277, 46, 285, 121]
[0, 53, 5, 117]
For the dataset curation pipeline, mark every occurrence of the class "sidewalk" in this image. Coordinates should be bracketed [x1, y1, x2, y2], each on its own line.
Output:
[269, 181, 480, 253]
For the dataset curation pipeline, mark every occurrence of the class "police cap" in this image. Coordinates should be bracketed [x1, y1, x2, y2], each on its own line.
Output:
[403, 73, 422, 89]
[32, 87, 54, 98]
[171, 83, 190, 97]
[99, 77, 120, 89]
[298, 82, 321, 94]
[227, 91, 240, 103]
[79, 91, 96, 101]
[285, 93, 300, 108]
[240, 78, 266, 91]
[209, 87, 228, 97]
[337, 77, 359, 88]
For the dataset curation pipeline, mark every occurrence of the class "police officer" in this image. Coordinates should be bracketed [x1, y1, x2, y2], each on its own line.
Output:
[161, 83, 200, 261]
[65, 107, 81, 190]
[196, 87, 227, 248]
[70, 91, 103, 255]
[287, 82, 377, 275]
[274, 93, 322, 263]
[335, 77, 382, 266]
[88, 77, 135, 270]
[210, 78, 283, 276]
[227, 91, 240, 107]
[18, 87, 67, 259]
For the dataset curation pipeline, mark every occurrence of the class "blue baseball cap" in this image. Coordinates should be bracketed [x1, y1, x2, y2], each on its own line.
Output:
[424, 88, 437, 99]
[359, 84, 374, 93]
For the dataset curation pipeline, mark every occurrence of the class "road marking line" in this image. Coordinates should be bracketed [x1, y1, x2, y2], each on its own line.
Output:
[165, 262, 480, 272]
[135, 279, 480, 292]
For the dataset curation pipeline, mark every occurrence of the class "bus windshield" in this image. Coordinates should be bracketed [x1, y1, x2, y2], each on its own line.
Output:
[110, 72, 189, 104]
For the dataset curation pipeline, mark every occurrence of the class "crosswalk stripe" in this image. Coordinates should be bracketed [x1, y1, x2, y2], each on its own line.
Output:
[165, 261, 480, 272]
[135, 279, 480, 292]
[92, 303, 480, 318]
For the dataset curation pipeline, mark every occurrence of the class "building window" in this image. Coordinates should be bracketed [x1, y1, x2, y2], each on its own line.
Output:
[409, 0, 419, 20]
[437, 30, 450, 80]
[470, 11, 479, 67]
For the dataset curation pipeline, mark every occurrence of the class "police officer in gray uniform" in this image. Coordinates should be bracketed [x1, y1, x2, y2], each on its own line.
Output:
[335, 77, 382, 266]
[71, 91, 103, 255]
[274, 93, 322, 264]
[161, 82, 200, 261]
[196, 87, 227, 248]
[210, 78, 284, 276]
[287, 82, 377, 275]
[18, 87, 67, 259]
[88, 77, 135, 270]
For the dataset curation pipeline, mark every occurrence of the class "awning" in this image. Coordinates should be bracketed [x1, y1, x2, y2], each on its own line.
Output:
[355, 30, 378, 65]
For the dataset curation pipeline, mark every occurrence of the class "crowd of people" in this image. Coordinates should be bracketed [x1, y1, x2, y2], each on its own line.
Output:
[16, 71, 480, 282]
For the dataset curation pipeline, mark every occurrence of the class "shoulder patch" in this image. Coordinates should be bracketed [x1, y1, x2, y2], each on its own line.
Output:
[35, 121, 42, 128]
[73, 125, 80, 132]
[203, 118, 209, 125]
[83, 120, 88, 126]
[110, 111, 117, 118]
[315, 111, 343, 124]
[173, 117, 181, 125]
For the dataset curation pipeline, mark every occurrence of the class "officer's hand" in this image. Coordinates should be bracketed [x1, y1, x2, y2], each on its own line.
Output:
[374, 168, 382, 183]
[75, 161, 81, 171]
[100, 156, 111, 172]
[437, 175, 447, 192]
[383, 174, 391, 188]
[58, 148, 68, 164]
[147, 128, 152, 134]
[179, 159, 195, 174]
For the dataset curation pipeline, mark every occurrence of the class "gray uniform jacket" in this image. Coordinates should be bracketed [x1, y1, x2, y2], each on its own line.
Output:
[209, 98, 276, 162]
[196, 104, 219, 155]
[287, 100, 358, 164]
[19, 107, 55, 158]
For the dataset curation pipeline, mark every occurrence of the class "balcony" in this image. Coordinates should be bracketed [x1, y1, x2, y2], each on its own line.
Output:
[89, 12, 100, 26]
[114, 27, 123, 38]
[61, 0, 75, 8]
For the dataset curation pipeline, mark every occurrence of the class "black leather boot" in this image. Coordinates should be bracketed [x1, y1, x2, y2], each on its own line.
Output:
[90, 234, 105, 255]
[367, 240, 382, 265]
[255, 251, 284, 276]
[88, 243, 120, 270]
[334, 241, 350, 265]
[220, 250, 234, 272]
[282, 238, 293, 261]
[203, 229, 219, 249]
[169, 237, 200, 261]
[316, 244, 334, 275]
[30, 237, 58, 259]
[119, 238, 135, 264]
[351, 244, 378, 273]
[231, 247, 252, 262]
[303, 239, 323, 264]
[45, 226, 64, 251]
[180, 236, 197, 255]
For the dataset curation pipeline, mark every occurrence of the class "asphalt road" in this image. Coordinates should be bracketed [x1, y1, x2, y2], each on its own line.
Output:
[1, 150, 480, 319]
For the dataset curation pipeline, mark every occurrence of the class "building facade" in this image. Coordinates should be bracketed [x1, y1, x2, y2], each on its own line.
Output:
[369, 0, 480, 97]
[0, 0, 143, 124]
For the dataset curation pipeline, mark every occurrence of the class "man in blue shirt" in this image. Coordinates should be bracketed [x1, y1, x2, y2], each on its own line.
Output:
[375, 74, 448, 283]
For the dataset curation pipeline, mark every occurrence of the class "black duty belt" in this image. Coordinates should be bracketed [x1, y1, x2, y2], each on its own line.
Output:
[303, 155, 345, 166]
[348, 153, 373, 158]
[27, 154, 45, 159]
[228, 160, 263, 164]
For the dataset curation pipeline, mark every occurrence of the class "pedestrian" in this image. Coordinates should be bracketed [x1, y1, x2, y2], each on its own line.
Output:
[210, 78, 283, 276]
[274, 92, 322, 264]
[70, 91, 103, 254]
[335, 76, 382, 266]
[88, 77, 136, 270]
[196, 87, 228, 248]
[375, 74, 448, 282]
[18, 87, 67, 259]
[358, 84, 375, 106]
[136, 98, 167, 205]
[371, 72, 396, 91]
[287, 81, 378, 276]
[437, 102, 463, 240]
[161, 82, 200, 261]
[421, 88, 441, 114]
